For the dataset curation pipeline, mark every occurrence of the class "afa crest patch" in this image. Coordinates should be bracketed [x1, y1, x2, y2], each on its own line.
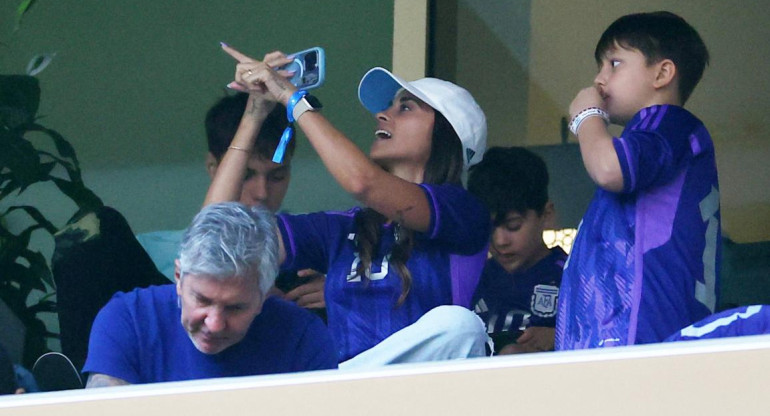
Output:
[531, 285, 558, 318]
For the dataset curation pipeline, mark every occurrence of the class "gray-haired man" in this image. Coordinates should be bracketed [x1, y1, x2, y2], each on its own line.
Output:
[84, 202, 337, 387]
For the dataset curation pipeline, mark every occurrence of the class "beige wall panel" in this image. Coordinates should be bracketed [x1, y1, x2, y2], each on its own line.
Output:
[393, 0, 428, 79]
[2, 336, 769, 415]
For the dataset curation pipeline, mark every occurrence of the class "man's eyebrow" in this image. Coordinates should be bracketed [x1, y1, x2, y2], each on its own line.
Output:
[191, 289, 210, 302]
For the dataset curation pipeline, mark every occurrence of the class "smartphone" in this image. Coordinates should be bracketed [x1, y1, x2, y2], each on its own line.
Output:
[278, 47, 325, 90]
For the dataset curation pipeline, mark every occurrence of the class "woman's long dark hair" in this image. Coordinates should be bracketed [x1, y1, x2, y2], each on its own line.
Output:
[352, 111, 463, 306]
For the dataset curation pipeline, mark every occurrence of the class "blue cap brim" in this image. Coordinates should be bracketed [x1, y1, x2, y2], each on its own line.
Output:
[358, 67, 405, 114]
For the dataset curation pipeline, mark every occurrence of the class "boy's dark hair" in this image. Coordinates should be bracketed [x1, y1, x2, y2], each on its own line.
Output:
[594, 11, 709, 104]
[467, 146, 549, 226]
[204, 92, 292, 161]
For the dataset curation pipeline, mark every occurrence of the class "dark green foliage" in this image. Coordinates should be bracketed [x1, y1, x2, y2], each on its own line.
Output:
[1, 74, 103, 367]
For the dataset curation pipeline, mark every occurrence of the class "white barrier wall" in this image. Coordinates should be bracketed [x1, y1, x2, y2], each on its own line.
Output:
[2, 335, 769, 416]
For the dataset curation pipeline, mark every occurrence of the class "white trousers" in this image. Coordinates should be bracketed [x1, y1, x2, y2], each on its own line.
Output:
[339, 305, 489, 370]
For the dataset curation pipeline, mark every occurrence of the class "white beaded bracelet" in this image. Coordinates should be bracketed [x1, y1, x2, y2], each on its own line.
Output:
[569, 107, 610, 136]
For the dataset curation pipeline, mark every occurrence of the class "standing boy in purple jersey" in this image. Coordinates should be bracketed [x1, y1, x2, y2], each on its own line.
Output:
[557, 11, 721, 349]
[468, 147, 567, 354]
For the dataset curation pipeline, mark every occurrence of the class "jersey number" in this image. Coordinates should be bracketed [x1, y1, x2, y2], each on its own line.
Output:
[696, 186, 719, 312]
[346, 254, 390, 282]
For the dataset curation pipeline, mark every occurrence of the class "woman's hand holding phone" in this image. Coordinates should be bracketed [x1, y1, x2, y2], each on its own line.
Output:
[221, 43, 297, 105]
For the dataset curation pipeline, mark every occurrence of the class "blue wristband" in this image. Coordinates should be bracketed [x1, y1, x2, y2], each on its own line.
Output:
[286, 90, 308, 123]
[272, 124, 294, 164]
[273, 90, 307, 163]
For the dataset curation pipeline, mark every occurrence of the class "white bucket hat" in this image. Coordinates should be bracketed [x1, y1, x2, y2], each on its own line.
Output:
[357, 67, 487, 169]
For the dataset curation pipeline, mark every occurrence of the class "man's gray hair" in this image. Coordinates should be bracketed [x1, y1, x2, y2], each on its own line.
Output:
[178, 202, 278, 295]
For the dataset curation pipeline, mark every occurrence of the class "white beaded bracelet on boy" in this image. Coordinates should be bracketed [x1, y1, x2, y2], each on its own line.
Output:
[568, 107, 610, 136]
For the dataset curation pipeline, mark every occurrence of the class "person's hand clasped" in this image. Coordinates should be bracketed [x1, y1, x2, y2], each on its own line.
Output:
[498, 327, 555, 355]
[221, 43, 297, 105]
[283, 269, 326, 309]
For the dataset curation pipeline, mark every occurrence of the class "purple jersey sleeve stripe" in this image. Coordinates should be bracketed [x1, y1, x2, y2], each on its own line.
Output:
[276, 215, 298, 270]
[689, 133, 702, 155]
[614, 136, 636, 192]
[449, 244, 488, 308]
[418, 184, 440, 239]
[649, 105, 668, 130]
[631, 107, 649, 130]
[637, 105, 665, 131]
[638, 106, 654, 130]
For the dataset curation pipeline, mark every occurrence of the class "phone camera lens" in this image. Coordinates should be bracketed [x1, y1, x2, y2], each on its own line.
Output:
[304, 53, 317, 70]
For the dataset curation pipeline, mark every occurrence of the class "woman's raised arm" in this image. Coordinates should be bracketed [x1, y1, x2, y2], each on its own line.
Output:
[220, 44, 433, 232]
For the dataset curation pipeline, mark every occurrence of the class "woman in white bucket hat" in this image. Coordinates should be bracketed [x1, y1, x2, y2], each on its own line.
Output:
[208, 45, 490, 367]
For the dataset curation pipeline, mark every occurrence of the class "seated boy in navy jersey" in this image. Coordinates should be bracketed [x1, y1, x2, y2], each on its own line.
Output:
[468, 147, 567, 354]
[557, 11, 720, 349]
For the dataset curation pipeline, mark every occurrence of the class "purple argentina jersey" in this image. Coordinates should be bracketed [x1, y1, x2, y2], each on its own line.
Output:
[278, 183, 490, 362]
[473, 246, 567, 334]
[556, 105, 721, 349]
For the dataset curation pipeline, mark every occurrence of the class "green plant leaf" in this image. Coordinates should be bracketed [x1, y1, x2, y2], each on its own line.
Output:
[38, 160, 57, 176]
[28, 125, 86, 184]
[0, 131, 45, 190]
[14, 0, 37, 31]
[0, 217, 49, 287]
[0, 225, 17, 259]
[0, 219, 39, 251]
[0, 175, 22, 202]
[37, 151, 75, 174]
[27, 298, 57, 314]
[3, 205, 58, 234]
[23, 250, 54, 288]
[0, 223, 31, 264]
[0, 75, 40, 129]
[51, 177, 104, 213]
[28, 124, 78, 162]
[9, 261, 47, 293]
[0, 281, 26, 312]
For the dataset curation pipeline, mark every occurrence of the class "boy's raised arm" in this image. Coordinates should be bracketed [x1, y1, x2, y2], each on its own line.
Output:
[569, 86, 623, 192]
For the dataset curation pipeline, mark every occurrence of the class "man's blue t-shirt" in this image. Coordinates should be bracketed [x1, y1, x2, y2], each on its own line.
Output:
[556, 105, 721, 349]
[278, 183, 490, 362]
[83, 285, 337, 384]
